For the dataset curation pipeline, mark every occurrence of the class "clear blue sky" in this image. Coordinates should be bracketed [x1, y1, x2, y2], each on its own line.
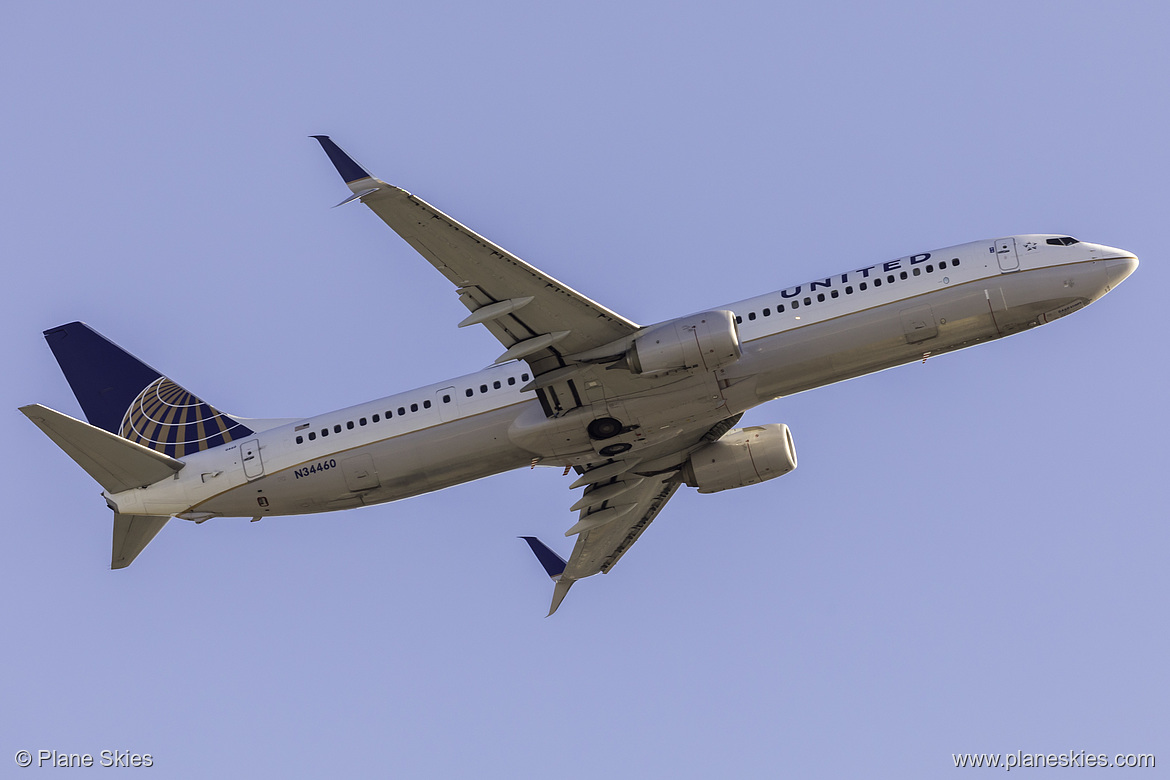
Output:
[2, 2, 1166, 777]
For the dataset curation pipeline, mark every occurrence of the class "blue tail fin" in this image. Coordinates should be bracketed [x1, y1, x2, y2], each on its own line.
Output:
[43, 322, 253, 458]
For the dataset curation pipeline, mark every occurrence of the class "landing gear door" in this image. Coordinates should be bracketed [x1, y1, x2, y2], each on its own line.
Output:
[994, 237, 1019, 272]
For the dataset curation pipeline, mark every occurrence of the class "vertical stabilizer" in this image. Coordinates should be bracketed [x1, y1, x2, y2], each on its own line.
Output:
[43, 323, 252, 458]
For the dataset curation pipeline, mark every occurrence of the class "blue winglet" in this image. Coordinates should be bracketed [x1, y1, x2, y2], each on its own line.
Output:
[310, 135, 373, 184]
[520, 537, 567, 580]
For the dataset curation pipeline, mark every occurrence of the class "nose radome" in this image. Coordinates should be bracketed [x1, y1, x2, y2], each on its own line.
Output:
[1104, 253, 1139, 288]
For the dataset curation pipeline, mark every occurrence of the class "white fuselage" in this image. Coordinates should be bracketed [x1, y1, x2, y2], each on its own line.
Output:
[106, 235, 1136, 522]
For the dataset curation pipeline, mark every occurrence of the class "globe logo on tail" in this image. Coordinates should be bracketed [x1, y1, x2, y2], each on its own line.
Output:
[119, 377, 253, 458]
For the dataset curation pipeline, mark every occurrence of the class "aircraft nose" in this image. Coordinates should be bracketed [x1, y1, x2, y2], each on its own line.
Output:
[1104, 252, 1139, 288]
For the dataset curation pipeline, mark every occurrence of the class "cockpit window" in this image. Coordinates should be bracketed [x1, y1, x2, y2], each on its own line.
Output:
[1046, 236, 1080, 246]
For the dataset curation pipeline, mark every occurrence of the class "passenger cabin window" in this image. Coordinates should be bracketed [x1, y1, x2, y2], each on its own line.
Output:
[360, 417, 367, 426]
[424, 400, 431, 409]
[296, 435, 304, 444]
[308, 432, 316, 441]
[493, 381, 501, 389]
[346, 421, 354, 430]
[410, 403, 418, 413]
[372, 414, 380, 423]
[507, 377, 516, 386]
[466, 388, 473, 398]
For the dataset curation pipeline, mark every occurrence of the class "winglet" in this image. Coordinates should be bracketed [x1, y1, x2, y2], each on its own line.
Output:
[520, 536, 573, 616]
[520, 536, 566, 579]
[310, 135, 374, 184]
[548, 579, 573, 617]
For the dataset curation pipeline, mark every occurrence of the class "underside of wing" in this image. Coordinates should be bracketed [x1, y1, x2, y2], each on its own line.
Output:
[562, 470, 683, 581]
[313, 138, 746, 449]
[313, 137, 639, 375]
[524, 467, 685, 615]
[315, 139, 748, 616]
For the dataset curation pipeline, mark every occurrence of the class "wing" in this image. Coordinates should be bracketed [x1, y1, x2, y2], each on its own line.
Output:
[525, 463, 685, 615]
[523, 412, 746, 613]
[312, 136, 638, 374]
[315, 139, 732, 614]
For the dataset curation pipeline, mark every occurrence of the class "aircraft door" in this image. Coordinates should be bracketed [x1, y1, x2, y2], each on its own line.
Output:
[994, 237, 1020, 272]
[240, 439, 264, 480]
[436, 386, 459, 422]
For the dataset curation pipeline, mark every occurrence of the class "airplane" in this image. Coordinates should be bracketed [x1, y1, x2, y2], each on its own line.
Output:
[20, 137, 1139, 615]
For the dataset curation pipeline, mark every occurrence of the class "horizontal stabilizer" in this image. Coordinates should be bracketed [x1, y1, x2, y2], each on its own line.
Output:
[20, 404, 184, 493]
[112, 513, 169, 569]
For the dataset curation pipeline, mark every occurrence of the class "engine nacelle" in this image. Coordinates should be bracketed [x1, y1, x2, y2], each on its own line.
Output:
[682, 424, 797, 494]
[628, 310, 741, 375]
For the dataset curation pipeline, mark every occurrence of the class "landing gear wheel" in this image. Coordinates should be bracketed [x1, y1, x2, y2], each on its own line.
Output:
[599, 442, 633, 457]
[587, 417, 623, 440]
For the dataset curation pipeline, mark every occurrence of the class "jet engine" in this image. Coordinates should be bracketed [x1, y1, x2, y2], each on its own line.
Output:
[682, 424, 797, 493]
[625, 310, 741, 375]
